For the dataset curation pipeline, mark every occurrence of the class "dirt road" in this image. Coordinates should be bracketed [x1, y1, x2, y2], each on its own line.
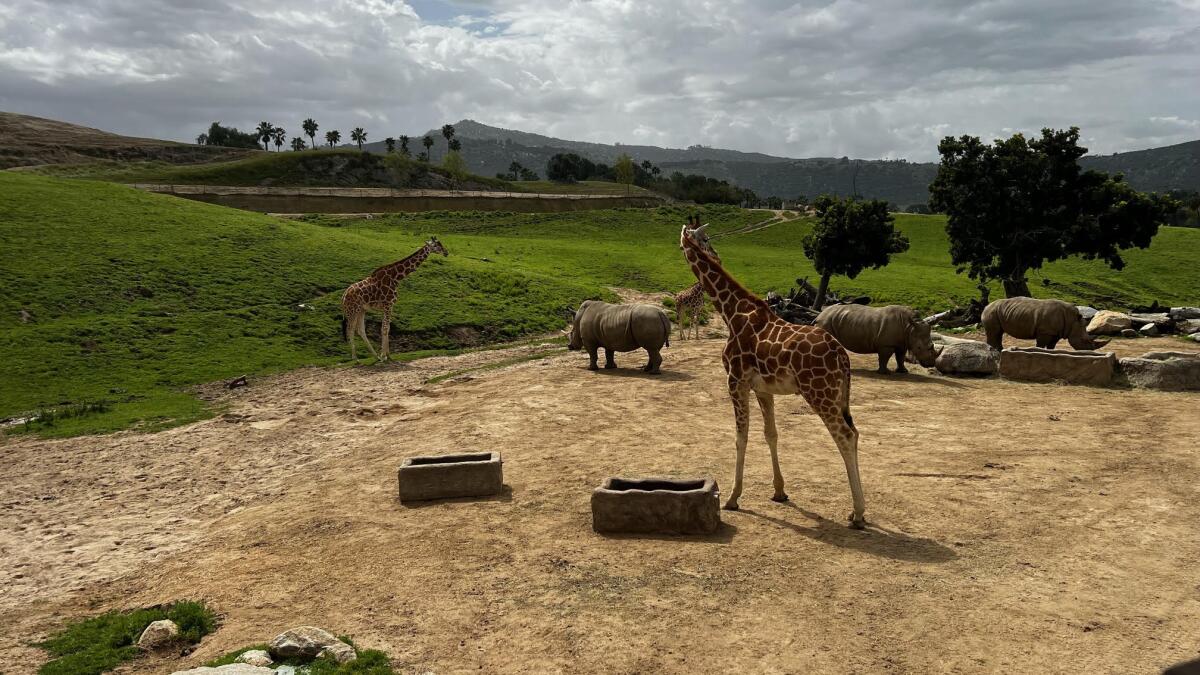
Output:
[2, 333, 1198, 673]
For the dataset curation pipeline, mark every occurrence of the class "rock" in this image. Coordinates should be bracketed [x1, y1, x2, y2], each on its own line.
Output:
[236, 650, 273, 667]
[1139, 322, 1159, 336]
[1177, 319, 1200, 335]
[1169, 307, 1200, 321]
[1087, 310, 1133, 335]
[319, 642, 357, 664]
[1076, 306, 1098, 322]
[935, 341, 999, 376]
[1193, 333, 1200, 344]
[138, 619, 180, 650]
[1120, 352, 1200, 391]
[1120, 328, 1139, 338]
[999, 347, 1117, 386]
[269, 626, 349, 662]
[171, 665, 274, 675]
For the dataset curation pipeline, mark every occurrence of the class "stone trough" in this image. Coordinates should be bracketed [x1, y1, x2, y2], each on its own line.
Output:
[591, 477, 721, 535]
[397, 452, 503, 502]
[999, 347, 1117, 386]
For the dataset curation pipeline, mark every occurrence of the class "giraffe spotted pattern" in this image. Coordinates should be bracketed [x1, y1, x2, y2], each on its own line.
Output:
[341, 237, 448, 361]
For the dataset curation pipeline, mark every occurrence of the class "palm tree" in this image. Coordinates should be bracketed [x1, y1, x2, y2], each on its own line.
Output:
[272, 127, 286, 152]
[350, 127, 367, 151]
[399, 135, 410, 156]
[302, 118, 318, 150]
[422, 135, 433, 160]
[448, 138, 462, 152]
[385, 137, 396, 153]
[441, 124, 455, 148]
[290, 137, 306, 151]
[256, 121, 274, 151]
[196, 133, 208, 145]
[325, 130, 340, 148]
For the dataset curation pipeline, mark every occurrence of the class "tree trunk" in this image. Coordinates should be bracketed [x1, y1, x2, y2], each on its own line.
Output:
[813, 273, 832, 309]
[1002, 276, 1031, 298]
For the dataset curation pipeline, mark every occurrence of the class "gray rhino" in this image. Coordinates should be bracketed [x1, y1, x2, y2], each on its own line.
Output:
[815, 304, 938, 373]
[981, 297, 1101, 350]
[567, 300, 672, 374]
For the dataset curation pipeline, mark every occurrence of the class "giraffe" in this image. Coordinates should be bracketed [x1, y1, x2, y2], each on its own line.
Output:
[672, 282, 706, 340]
[679, 216, 867, 528]
[341, 237, 448, 361]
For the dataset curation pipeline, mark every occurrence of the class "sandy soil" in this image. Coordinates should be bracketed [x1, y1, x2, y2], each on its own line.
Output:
[2, 331, 1199, 674]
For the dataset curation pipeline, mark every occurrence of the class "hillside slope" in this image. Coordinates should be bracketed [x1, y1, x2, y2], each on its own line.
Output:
[0, 111, 248, 169]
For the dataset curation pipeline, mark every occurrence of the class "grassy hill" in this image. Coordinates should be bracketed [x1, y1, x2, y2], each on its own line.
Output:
[2, 171, 1197, 436]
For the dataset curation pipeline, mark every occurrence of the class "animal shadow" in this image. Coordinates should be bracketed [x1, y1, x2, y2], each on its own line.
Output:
[855, 369, 970, 389]
[590, 366, 694, 382]
[739, 502, 957, 563]
[595, 521, 738, 544]
[399, 484, 514, 509]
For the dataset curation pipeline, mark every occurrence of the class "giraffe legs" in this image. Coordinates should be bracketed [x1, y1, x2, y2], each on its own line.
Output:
[755, 392, 788, 502]
[724, 379, 751, 511]
[691, 307, 701, 340]
[356, 313, 380, 361]
[817, 404, 865, 529]
[380, 307, 392, 361]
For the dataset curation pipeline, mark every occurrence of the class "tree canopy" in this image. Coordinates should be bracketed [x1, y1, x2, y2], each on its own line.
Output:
[929, 127, 1178, 297]
[802, 195, 909, 307]
[614, 153, 634, 193]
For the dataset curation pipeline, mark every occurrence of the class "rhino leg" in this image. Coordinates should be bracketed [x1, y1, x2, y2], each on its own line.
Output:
[1037, 335, 1059, 349]
[604, 348, 617, 369]
[587, 347, 599, 371]
[876, 350, 893, 374]
[894, 347, 909, 374]
[643, 348, 662, 374]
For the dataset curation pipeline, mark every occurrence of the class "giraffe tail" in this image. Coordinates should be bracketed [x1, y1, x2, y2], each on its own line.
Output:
[839, 358, 855, 430]
[341, 315, 349, 342]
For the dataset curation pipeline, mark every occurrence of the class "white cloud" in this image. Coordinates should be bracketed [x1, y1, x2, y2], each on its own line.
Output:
[0, 0, 1198, 160]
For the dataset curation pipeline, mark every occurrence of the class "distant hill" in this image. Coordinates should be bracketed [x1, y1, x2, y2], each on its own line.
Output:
[0, 111, 249, 169]
[365, 120, 1200, 205]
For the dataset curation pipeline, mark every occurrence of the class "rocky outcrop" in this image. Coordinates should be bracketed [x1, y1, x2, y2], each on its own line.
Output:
[1177, 319, 1200, 335]
[236, 650, 273, 667]
[138, 619, 180, 650]
[999, 347, 1117, 386]
[1087, 310, 1133, 335]
[935, 341, 999, 376]
[1169, 307, 1200, 321]
[1120, 352, 1200, 391]
[269, 626, 355, 663]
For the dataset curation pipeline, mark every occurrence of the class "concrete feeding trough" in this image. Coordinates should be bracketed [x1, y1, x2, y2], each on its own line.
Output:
[999, 347, 1117, 386]
[397, 452, 503, 502]
[591, 477, 720, 535]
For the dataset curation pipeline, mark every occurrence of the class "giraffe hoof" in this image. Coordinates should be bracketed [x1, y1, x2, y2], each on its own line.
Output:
[848, 513, 866, 529]
[771, 493, 789, 503]
[723, 501, 740, 511]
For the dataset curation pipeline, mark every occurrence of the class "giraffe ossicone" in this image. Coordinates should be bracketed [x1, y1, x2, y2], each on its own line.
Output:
[679, 215, 867, 528]
[340, 237, 448, 362]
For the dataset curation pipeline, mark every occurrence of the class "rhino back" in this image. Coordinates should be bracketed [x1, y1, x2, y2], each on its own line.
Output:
[628, 305, 670, 349]
[815, 304, 908, 353]
[583, 302, 642, 351]
[987, 297, 1075, 337]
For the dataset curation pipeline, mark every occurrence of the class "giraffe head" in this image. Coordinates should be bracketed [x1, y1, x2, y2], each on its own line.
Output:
[426, 236, 449, 257]
[679, 215, 719, 261]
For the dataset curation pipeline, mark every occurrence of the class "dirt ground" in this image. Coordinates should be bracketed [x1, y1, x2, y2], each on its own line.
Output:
[2, 329, 1199, 674]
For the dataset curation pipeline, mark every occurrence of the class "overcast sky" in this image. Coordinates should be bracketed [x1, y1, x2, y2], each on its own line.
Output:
[2, 0, 1198, 161]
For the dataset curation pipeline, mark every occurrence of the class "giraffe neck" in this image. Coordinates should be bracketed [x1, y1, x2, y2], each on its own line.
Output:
[374, 244, 431, 290]
[682, 243, 763, 322]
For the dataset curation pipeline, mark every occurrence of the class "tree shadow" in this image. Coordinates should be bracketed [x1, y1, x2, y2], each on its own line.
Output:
[594, 521, 738, 544]
[589, 366, 695, 382]
[853, 369, 971, 389]
[399, 484, 514, 509]
[737, 502, 957, 563]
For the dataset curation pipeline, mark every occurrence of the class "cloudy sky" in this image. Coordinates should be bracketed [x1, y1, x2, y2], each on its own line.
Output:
[2, 0, 1198, 161]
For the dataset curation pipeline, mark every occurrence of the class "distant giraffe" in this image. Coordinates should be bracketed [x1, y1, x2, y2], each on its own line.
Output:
[679, 216, 866, 528]
[341, 237, 448, 361]
[673, 283, 705, 340]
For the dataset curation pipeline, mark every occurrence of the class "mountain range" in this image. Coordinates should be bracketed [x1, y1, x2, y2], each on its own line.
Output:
[369, 119, 1200, 206]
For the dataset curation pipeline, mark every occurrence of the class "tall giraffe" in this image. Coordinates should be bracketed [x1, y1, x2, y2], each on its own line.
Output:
[679, 217, 867, 528]
[341, 237, 448, 361]
[672, 282, 706, 340]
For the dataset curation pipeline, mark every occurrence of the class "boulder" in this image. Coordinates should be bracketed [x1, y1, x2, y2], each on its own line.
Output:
[1169, 307, 1200, 321]
[1087, 310, 1132, 335]
[999, 347, 1117, 386]
[1120, 328, 1139, 338]
[1177, 319, 1200, 335]
[1139, 322, 1160, 337]
[269, 626, 349, 662]
[138, 619, 180, 651]
[1120, 352, 1200, 391]
[1193, 333, 1200, 344]
[1130, 313, 1172, 331]
[319, 642, 357, 664]
[236, 650, 273, 667]
[172, 665, 274, 675]
[935, 341, 999, 376]
[1076, 306, 1098, 322]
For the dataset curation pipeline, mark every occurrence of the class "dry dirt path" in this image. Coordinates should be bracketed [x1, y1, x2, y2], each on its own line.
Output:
[2, 333, 1199, 674]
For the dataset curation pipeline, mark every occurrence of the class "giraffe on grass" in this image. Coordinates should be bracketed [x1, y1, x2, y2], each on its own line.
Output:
[672, 282, 706, 340]
[341, 237, 448, 361]
[679, 215, 867, 528]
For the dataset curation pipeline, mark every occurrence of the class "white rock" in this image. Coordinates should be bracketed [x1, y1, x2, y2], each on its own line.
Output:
[1076, 306, 1098, 322]
[138, 619, 180, 651]
[319, 641, 358, 664]
[171, 665, 274, 675]
[1087, 310, 1132, 335]
[236, 650, 273, 667]
[1169, 307, 1200, 321]
[269, 626, 347, 661]
[1120, 352, 1200, 391]
[1139, 322, 1160, 336]
[935, 341, 999, 375]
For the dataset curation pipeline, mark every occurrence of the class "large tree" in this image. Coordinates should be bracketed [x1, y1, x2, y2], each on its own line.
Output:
[256, 121, 274, 151]
[802, 195, 910, 308]
[614, 153, 635, 194]
[929, 127, 1177, 298]
[271, 127, 286, 152]
[350, 127, 367, 150]
[422, 135, 434, 159]
[290, 136, 306, 152]
[399, 135, 410, 156]
[385, 137, 396, 153]
[302, 118, 319, 150]
[441, 123, 455, 148]
[325, 129, 340, 148]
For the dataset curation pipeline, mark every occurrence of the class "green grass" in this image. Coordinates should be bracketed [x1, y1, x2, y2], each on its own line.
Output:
[36, 601, 217, 675]
[508, 179, 657, 196]
[205, 637, 396, 673]
[3, 171, 1197, 437]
